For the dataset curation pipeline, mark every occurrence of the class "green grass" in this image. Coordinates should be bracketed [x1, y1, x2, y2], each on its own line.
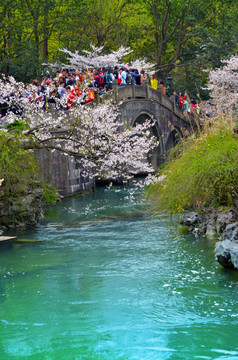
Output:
[147, 116, 238, 212]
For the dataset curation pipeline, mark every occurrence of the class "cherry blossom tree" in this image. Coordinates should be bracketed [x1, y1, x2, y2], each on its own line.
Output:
[44, 43, 155, 74]
[125, 58, 155, 75]
[207, 55, 238, 112]
[46, 44, 132, 71]
[0, 76, 159, 183]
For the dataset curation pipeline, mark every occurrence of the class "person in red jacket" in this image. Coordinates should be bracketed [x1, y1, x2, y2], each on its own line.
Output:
[65, 86, 75, 109]
[72, 83, 82, 97]
[179, 92, 187, 108]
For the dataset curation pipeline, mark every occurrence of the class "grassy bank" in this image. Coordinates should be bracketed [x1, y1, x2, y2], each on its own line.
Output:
[147, 115, 238, 212]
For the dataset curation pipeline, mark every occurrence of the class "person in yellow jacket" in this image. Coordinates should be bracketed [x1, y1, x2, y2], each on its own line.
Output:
[150, 74, 158, 90]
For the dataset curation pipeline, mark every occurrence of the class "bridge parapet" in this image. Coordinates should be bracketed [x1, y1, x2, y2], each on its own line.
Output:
[118, 84, 188, 121]
[93, 82, 189, 124]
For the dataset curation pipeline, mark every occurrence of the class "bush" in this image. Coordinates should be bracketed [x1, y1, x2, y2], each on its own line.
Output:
[6, 119, 27, 131]
[147, 116, 238, 212]
[0, 131, 57, 204]
[41, 184, 58, 204]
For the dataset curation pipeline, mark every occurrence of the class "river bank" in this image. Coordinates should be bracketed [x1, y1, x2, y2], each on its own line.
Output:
[0, 184, 62, 234]
[179, 206, 238, 270]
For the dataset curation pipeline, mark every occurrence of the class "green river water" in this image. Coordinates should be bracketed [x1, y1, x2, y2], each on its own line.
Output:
[0, 187, 238, 360]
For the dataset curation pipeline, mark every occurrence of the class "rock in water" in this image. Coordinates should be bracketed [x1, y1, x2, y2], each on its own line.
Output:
[221, 222, 238, 242]
[215, 240, 238, 270]
[205, 224, 217, 239]
[179, 212, 198, 226]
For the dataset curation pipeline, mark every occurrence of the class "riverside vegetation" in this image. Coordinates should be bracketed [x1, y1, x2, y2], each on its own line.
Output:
[147, 114, 238, 213]
[0, 128, 58, 232]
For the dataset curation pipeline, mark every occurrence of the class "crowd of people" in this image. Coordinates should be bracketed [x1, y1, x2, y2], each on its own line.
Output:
[31, 66, 150, 108]
[172, 91, 200, 115]
[0, 65, 207, 118]
[0, 66, 150, 117]
[150, 75, 202, 115]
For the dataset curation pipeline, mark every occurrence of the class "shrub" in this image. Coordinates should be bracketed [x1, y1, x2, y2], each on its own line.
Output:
[5, 119, 26, 131]
[41, 184, 58, 204]
[0, 131, 57, 204]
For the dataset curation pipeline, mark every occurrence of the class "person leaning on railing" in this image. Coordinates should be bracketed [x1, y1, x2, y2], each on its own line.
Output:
[159, 80, 166, 95]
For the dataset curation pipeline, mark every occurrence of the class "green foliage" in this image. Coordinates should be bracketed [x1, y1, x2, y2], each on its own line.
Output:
[0, 131, 57, 204]
[41, 184, 58, 204]
[147, 118, 238, 212]
[1, 0, 238, 90]
[0, 132, 38, 198]
[6, 119, 27, 131]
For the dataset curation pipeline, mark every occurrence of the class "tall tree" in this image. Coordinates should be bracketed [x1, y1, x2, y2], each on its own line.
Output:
[0, 0, 88, 80]
[137, 0, 238, 78]
[81, 0, 139, 47]
[1, 0, 237, 88]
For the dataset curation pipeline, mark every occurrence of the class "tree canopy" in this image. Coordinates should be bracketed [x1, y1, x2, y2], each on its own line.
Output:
[1, 0, 237, 92]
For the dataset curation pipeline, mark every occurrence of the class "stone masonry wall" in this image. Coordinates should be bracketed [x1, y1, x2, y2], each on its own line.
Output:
[35, 149, 94, 196]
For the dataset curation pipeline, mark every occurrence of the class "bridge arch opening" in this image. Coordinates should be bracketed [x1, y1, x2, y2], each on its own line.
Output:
[132, 112, 164, 170]
[166, 127, 183, 155]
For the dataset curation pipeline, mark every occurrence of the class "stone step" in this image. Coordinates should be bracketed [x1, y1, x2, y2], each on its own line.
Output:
[0, 236, 17, 245]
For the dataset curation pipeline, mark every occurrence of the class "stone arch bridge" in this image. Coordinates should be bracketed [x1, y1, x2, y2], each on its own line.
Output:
[95, 83, 195, 167]
[36, 84, 196, 195]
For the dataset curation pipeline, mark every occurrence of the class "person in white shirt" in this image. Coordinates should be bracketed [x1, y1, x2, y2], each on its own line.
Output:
[119, 68, 127, 85]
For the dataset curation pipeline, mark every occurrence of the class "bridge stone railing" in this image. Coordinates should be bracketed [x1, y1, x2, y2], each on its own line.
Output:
[91, 81, 189, 123]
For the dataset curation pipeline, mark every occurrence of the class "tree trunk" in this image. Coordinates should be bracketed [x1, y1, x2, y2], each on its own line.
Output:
[42, 12, 49, 61]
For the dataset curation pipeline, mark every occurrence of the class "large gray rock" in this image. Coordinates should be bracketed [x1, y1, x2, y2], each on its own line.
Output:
[179, 208, 238, 271]
[222, 222, 238, 242]
[205, 224, 217, 239]
[233, 197, 238, 209]
[215, 221, 238, 269]
[179, 212, 198, 226]
[216, 210, 238, 235]
[0, 191, 45, 230]
[215, 240, 238, 270]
